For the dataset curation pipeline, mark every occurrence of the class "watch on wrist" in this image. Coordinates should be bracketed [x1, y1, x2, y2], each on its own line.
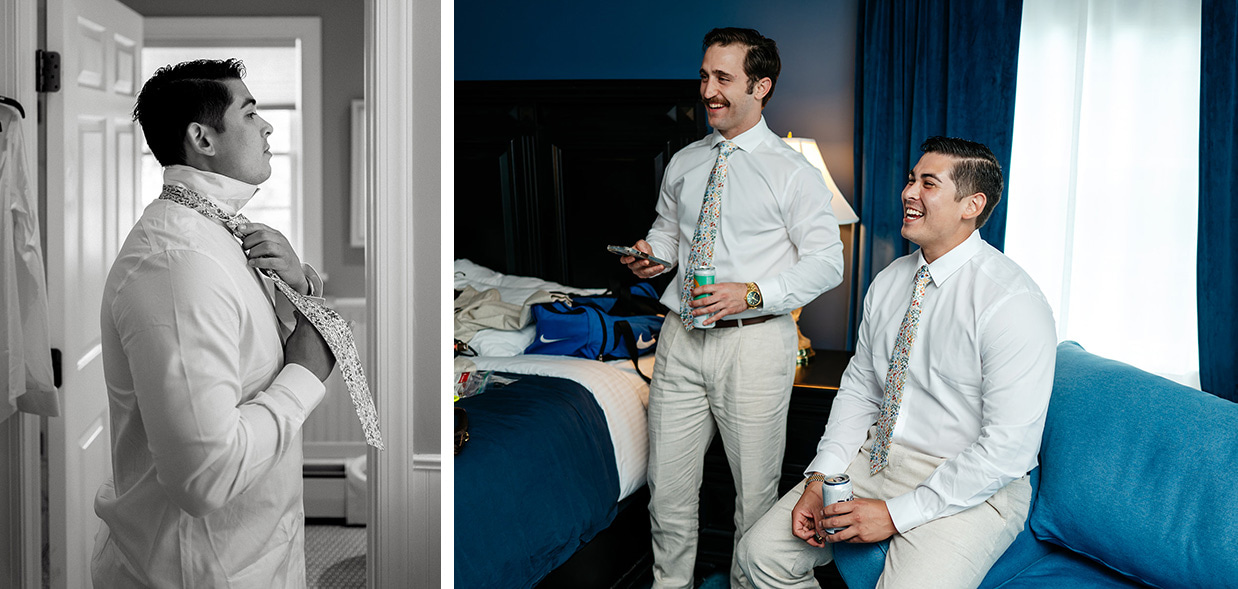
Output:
[744, 282, 763, 310]
[806, 473, 827, 486]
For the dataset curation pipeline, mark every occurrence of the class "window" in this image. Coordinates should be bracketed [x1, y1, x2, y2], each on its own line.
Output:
[1005, 0, 1201, 387]
[140, 17, 323, 271]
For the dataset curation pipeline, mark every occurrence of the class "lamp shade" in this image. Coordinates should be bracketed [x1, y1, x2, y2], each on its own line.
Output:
[782, 136, 860, 224]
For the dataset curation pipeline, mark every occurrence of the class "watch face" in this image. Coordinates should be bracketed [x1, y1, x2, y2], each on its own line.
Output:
[746, 291, 760, 306]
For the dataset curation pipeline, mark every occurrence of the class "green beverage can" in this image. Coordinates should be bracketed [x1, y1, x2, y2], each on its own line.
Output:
[692, 266, 716, 329]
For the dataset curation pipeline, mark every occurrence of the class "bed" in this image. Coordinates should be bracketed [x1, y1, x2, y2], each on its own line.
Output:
[453, 79, 705, 587]
[453, 259, 656, 588]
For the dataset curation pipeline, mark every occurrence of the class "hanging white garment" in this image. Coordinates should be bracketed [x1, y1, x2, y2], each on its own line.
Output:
[1, 106, 61, 419]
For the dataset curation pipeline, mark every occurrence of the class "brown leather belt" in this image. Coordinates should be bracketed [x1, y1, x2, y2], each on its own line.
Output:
[712, 314, 778, 329]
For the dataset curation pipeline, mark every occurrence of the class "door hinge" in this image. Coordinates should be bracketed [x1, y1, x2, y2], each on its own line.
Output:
[36, 50, 61, 93]
[51, 348, 62, 388]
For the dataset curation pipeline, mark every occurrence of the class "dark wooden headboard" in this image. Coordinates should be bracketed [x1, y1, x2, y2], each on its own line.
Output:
[454, 80, 707, 289]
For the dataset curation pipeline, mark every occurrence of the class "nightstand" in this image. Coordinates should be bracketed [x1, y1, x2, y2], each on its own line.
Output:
[695, 349, 853, 587]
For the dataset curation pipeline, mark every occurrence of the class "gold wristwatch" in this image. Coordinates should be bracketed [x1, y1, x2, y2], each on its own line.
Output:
[744, 282, 763, 310]
[806, 472, 827, 486]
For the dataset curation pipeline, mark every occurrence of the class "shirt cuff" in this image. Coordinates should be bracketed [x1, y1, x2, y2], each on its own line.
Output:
[805, 452, 848, 479]
[273, 362, 327, 412]
[884, 492, 929, 533]
[648, 246, 676, 275]
[757, 279, 786, 314]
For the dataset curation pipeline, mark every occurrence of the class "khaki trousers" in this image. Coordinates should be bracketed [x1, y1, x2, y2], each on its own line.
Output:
[737, 427, 1032, 589]
[647, 314, 798, 589]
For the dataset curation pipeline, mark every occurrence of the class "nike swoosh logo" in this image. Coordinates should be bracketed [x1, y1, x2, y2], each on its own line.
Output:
[636, 334, 656, 350]
[539, 335, 569, 344]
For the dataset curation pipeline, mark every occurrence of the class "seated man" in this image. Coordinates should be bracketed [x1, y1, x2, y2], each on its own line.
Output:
[737, 136, 1057, 589]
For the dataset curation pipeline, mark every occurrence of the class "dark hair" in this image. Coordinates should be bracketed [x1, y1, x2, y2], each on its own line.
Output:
[133, 59, 246, 167]
[702, 27, 780, 107]
[919, 136, 1003, 229]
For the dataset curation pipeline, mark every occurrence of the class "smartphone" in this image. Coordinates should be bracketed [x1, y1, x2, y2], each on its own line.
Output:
[608, 245, 673, 268]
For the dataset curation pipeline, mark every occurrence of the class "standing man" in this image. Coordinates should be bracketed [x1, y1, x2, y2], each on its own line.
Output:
[93, 59, 336, 586]
[621, 27, 845, 588]
[736, 137, 1057, 588]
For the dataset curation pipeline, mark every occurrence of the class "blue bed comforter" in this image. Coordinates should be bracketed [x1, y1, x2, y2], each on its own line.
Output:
[454, 372, 621, 588]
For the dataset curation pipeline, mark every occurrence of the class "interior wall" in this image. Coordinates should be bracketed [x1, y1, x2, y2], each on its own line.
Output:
[116, 0, 366, 298]
[455, 0, 859, 350]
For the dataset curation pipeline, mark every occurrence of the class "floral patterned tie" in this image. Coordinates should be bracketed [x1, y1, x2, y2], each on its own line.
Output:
[680, 140, 738, 328]
[160, 184, 385, 450]
[870, 264, 932, 474]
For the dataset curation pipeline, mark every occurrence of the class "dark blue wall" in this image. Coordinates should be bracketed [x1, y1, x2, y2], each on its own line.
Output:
[455, 0, 860, 350]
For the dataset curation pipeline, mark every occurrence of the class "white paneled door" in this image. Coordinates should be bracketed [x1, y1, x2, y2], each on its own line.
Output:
[43, 0, 141, 586]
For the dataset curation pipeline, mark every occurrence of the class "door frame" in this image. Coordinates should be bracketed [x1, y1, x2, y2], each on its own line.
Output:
[0, 0, 47, 586]
[366, 0, 442, 586]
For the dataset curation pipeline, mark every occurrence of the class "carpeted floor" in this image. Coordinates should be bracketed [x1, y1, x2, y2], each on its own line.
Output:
[305, 523, 367, 588]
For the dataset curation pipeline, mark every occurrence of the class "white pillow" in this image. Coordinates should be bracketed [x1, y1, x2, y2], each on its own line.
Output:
[455, 259, 606, 357]
[468, 324, 536, 358]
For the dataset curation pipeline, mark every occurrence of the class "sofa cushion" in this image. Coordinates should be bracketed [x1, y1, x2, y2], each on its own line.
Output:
[986, 548, 1144, 589]
[1031, 341, 1238, 587]
[832, 540, 889, 589]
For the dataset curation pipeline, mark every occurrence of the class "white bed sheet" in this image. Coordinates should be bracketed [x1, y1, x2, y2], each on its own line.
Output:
[456, 259, 651, 501]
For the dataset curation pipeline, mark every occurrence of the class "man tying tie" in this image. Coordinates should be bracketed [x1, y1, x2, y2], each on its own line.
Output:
[619, 27, 845, 588]
[737, 136, 1057, 589]
[93, 59, 337, 586]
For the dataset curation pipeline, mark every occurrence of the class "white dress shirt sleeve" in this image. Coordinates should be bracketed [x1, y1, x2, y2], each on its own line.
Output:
[645, 172, 681, 275]
[884, 291, 1057, 532]
[756, 166, 845, 315]
[806, 291, 883, 477]
[2, 115, 60, 418]
[114, 249, 325, 517]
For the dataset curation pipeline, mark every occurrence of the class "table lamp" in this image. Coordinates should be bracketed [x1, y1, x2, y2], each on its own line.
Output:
[782, 134, 860, 364]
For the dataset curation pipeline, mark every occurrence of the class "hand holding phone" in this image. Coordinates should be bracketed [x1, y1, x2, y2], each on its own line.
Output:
[608, 244, 673, 269]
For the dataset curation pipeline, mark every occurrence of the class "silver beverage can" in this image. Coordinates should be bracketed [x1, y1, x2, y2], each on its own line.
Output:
[821, 474, 854, 535]
[691, 266, 716, 329]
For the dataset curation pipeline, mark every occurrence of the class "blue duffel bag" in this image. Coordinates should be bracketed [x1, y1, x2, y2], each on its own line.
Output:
[525, 283, 666, 380]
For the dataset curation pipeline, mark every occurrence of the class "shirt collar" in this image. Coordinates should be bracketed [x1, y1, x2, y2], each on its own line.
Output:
[162, 165, 260, 215]
[709, 116, 771, 154]
[917, 230, 984, 286]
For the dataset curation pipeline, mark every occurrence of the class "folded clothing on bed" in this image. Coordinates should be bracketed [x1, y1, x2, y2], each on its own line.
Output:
[454, 372, 620, 589]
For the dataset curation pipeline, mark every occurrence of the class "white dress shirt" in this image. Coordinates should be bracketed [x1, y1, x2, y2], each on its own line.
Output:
[93, 166, 325, 587]
[644, 117, 845, 317]
[806, 231, 1057, 532]
[1, 107, 60, 419]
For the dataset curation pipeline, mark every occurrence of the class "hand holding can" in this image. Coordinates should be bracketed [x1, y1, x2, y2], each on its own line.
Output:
[692, 266, 716, 329]
[821, 474, 854, 535]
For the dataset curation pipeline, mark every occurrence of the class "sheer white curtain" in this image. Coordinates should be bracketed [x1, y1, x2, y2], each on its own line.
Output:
[1005, 0, 1201, 387]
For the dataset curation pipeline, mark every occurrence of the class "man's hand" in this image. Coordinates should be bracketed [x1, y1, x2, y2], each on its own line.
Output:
[620, 239, 666, 279]
[236, 222, 310, 294]
[821, 497, 897, 544]
[284, 311, 336, 381]
[689, 281, 749, 325]
[791, 480, 829, 548]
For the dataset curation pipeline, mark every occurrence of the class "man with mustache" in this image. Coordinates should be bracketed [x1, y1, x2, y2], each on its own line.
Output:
[619, 27, 845, 589]
[93, 59, 336, 586]
[736, 137, 1056, 589]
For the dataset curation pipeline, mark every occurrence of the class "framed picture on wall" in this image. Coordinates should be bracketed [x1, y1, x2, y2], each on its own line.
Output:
[350, 98, 366, 248]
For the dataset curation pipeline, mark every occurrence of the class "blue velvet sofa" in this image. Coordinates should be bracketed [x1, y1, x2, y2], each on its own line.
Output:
[833, 341, 1238, 588]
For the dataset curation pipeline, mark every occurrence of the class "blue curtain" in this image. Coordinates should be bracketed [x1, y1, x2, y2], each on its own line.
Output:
[850, 0, 1023, 343]
[1199, 0, 1237, 401]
